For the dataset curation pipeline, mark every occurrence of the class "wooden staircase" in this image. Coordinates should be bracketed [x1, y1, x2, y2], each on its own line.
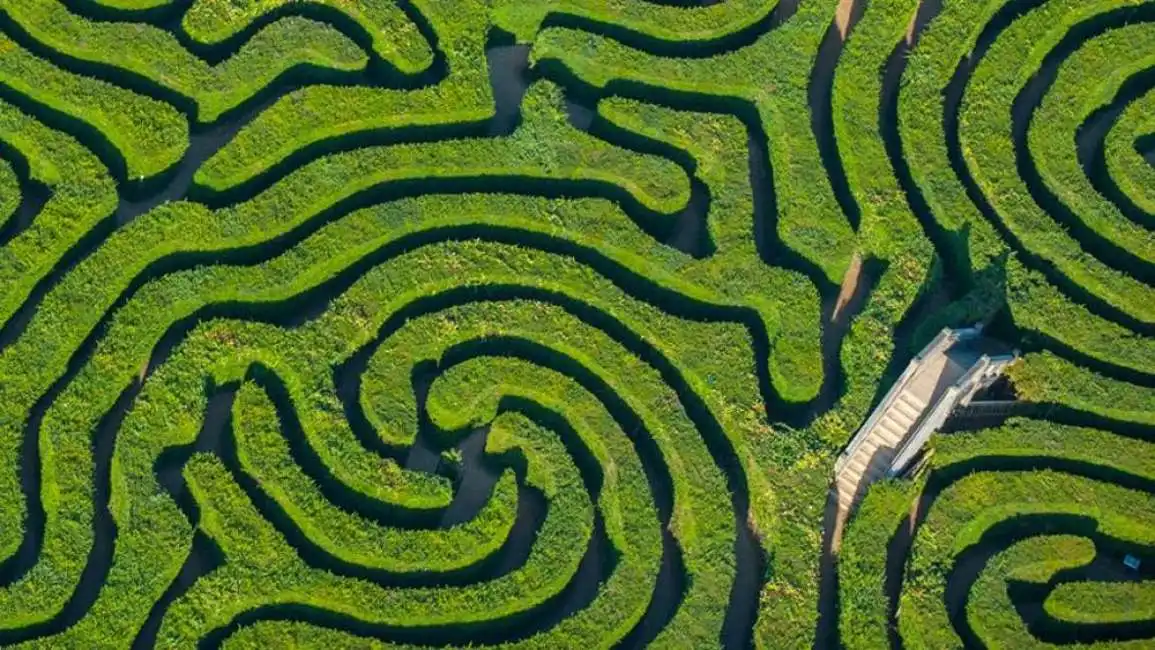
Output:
[830, 326, 1017, 538]
[834, 390, 926, 514]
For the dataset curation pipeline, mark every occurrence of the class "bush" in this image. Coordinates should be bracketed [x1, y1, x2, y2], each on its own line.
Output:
[4, 1, 366, 121]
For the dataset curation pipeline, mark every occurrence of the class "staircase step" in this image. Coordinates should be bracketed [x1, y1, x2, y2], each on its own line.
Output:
[857, 439, 879, 457]
[876, 417, 907, 443]
[882, 412, 913, 435]
[892, 396, 922, 421]
[898, 391, 927, 412]
[847, 456, 868, 477]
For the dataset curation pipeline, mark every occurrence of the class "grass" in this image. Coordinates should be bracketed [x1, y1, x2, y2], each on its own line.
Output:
[180, 0, 433, 74]
[531, 0, 858, 285]
[1028, 22, 1155, 270]
[1105, 90, 1155, 218]
[492, 0, 778, 47]
[0, 156, 17, 226]
[1008, 352, 1155, 425]
[959, 0, 1155, 324]
[4, 0, 1155, 646]
[1046, 581, 1155, 626]
[4, 0, 367, 121]
[0, 31, 187, 179]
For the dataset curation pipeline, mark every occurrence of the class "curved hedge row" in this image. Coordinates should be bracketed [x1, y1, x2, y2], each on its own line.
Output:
[2, 0, 1154, 647]
[1104, 90, 1155, 218]
[839, 418, 1155, 649]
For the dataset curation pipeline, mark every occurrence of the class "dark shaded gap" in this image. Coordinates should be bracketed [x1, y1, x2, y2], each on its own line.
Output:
[882, 0, 962, 288]
[1012, 8, 1155, 285]
[1141, 134, 1155, 166]
[809, 0, 865, 231]
[0, 379, 134, 645]
[0, 89, 268, 353]
[116, 93, 277, 224]
[338, 294, 691, 645]
[816, 256, 886, 418]
[814, 489, 843, 650]
[132, 532, 224, 650]
[486, 44, 531, 136]
[134, 384, 235, 649]
[1080, 79, 1155, 232]
[945, 518, 1155, 647]
[0, 132, 53, 247]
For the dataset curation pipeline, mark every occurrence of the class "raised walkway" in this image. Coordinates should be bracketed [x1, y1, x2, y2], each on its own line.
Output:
[832, 326, 1016, 530]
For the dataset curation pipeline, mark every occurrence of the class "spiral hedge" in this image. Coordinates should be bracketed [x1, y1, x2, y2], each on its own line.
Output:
[0, 0, 1152, 648]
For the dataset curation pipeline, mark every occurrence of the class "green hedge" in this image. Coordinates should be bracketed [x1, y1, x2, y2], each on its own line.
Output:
[494, 0, 776, 44]
[0, 80, 704, 630]
[0, 95, 116, 376]
[1105, 89, 1155, 217]
[1007, 259, 1155, 376]
[1028, 22, 1155, 268]
[837, 478, 922, 650]
[232, 383, 519, 574]
[0, 32, 186, 179]
[195, 0, 492, 190]
[159, 420, 589, 645]
[1046, 581, 1155, 626]
[958, 0, 1155, 324]
[3, 178, 771, 640]
[44, 249, 733, 643]
[531, 0, 857, 285]
[578, 96, 832, 644]
[1008, 352, 1155, 425]
[4, 0, 366, 122]
[594, 96, 822, 402]
[364, 300, 733, 646]
[898, 0, 1008, 274]
[966, 535, 1098, 649]
[180, 0, 433, 74]
[0, 156, 17, 227]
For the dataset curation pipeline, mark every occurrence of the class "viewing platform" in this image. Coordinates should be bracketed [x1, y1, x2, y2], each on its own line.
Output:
[833, 326, 1017, 527]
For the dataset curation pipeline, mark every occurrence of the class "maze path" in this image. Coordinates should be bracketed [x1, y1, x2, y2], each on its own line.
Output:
[0, 0, 1151, 648]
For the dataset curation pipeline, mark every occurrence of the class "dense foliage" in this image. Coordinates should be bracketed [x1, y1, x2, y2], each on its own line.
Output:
[0, 0, 1151, 648]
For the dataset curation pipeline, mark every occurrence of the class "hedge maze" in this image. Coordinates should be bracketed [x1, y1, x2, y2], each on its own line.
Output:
[0, 0, 1152, 648]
